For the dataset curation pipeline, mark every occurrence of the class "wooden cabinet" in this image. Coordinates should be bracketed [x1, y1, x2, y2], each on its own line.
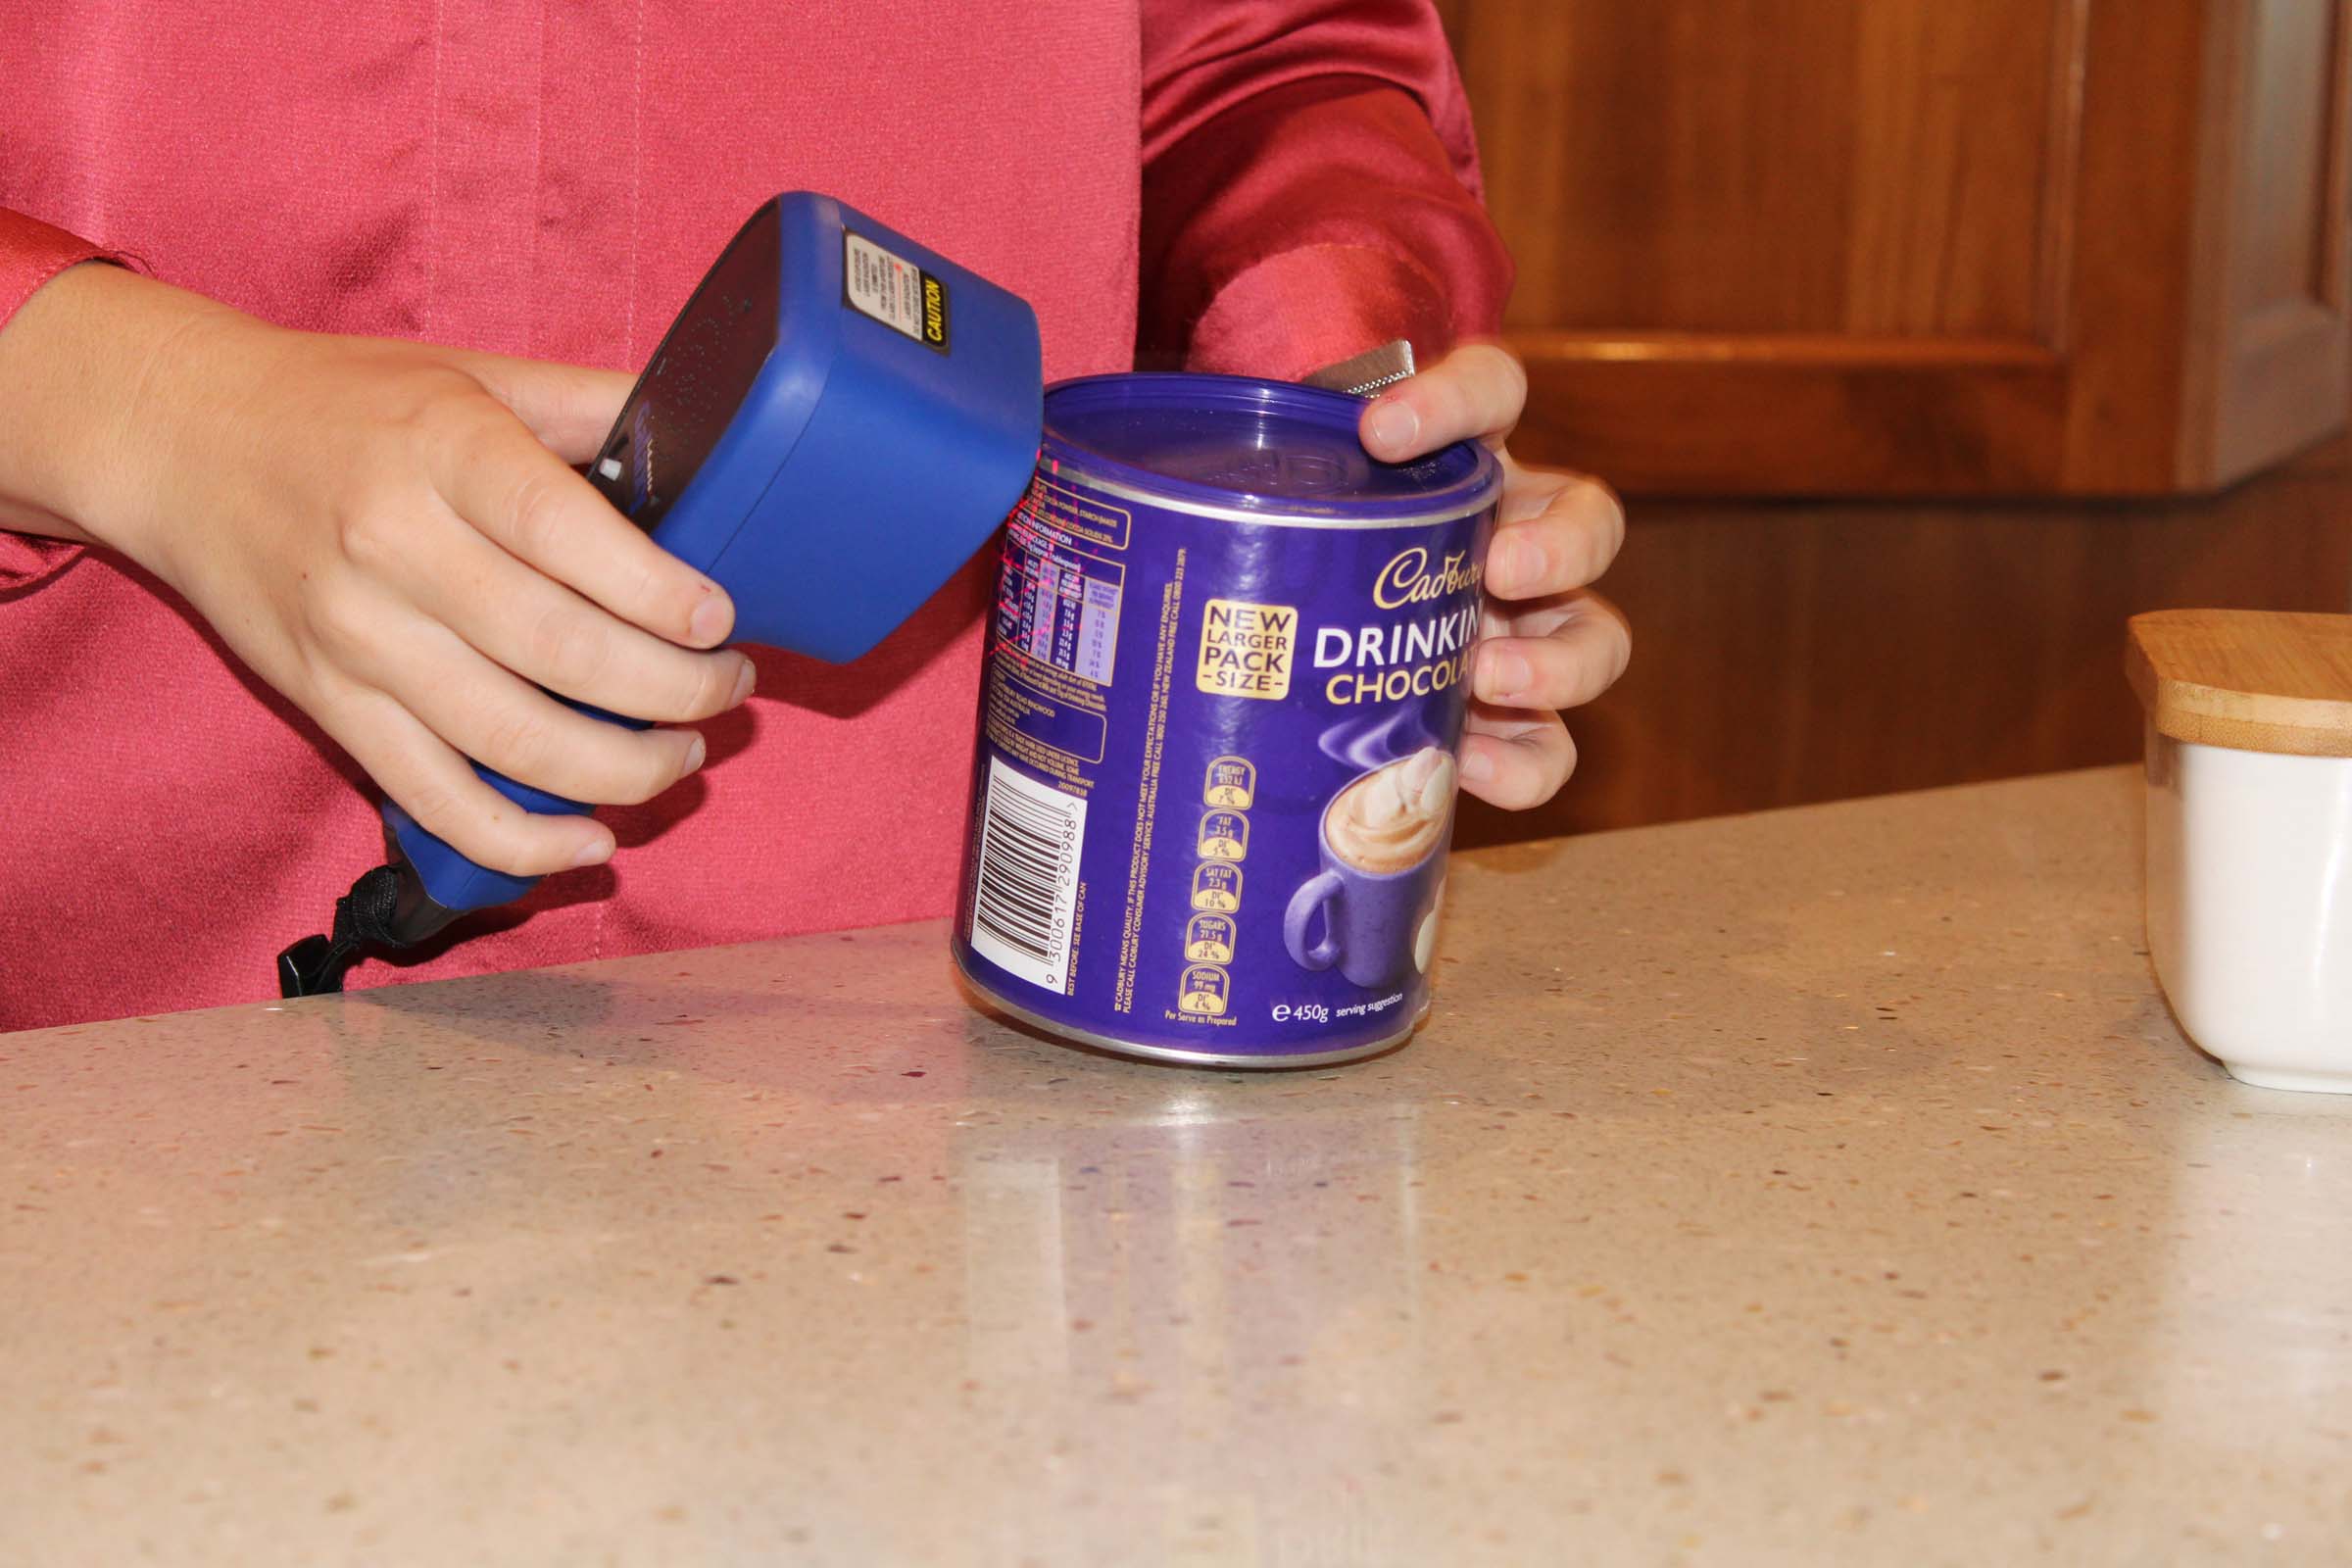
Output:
[1452, 441, 2352, 846]
[1432, 1, 2352, 844]
[1440, 0, 2352, 496]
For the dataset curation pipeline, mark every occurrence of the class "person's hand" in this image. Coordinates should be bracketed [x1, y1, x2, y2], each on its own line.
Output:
[1357, 342, 1629, 808]
[0, 264, 752, 875]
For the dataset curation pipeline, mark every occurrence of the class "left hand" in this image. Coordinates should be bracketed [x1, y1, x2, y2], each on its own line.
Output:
[1358, 342, 1630, 808]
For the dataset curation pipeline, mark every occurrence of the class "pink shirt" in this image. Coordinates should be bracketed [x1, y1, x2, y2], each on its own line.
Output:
[0, 1, 1509, 1030]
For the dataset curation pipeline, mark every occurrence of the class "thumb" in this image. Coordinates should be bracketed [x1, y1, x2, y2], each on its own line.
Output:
[449, 350, 634, 465]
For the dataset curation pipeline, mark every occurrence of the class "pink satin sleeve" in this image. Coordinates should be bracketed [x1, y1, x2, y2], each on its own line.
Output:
[1138, 0, 1514, 379]
[0, 208, 132, 591]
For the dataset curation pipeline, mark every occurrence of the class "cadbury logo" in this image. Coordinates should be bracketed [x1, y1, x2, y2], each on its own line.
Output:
[1372, 547, 1482, 610]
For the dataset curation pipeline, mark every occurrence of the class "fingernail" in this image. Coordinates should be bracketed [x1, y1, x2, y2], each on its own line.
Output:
[681, 732, 708, 773]
[1366, 398, 1419, 455]
[569, 835, 613, 869]
[1486, 650, 1533, 700]
[729, 657, 757, 707]
[689, 590, 731, 647]
[1460, 747, 1495, 786]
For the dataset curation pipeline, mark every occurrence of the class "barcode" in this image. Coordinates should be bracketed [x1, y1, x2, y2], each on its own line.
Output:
[968, 758, 1086, 993]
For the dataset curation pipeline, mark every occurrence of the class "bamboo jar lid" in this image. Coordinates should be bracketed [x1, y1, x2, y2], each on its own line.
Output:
[2128, 610, 2352, 758]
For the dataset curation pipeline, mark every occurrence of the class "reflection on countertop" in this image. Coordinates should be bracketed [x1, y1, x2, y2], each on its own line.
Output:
[4, 767, 2350, 1565]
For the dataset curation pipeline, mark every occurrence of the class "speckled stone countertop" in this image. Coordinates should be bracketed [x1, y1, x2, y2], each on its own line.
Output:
[5, 766, 2348, 1566]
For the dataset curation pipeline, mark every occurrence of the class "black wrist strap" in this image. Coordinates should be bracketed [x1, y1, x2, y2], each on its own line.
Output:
[276, 864, 410, 997]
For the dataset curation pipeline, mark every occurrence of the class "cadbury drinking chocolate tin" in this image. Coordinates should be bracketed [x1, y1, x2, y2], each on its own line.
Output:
[953, 372, 1501, 1067]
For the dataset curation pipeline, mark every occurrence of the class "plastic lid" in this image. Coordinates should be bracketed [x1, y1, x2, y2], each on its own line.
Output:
[2128, 610, 2352, 757]
[1042, 372, 1499, 522]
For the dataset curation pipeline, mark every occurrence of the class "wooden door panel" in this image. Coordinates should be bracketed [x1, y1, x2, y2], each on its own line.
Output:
[2195, 0, 2351, 483]
[1464, 0, 2074, 342]
[1842, 0, 2083, 341]
[1477, 1, 1878, 334]
[1445, 0, 2352, 496]
[2235, 0, 2339, 318]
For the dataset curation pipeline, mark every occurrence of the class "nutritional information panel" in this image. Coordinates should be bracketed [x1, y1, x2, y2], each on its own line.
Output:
[998, 517, 1122, 688]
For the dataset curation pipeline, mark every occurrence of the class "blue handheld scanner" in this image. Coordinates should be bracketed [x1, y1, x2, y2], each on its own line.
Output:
[285, 193, 1042, 988]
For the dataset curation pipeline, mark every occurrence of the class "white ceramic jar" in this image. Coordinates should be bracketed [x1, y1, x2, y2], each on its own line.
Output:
[2131, 610, 2352, 1093]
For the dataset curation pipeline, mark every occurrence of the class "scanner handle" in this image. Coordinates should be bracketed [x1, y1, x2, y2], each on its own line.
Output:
[378, 703, 649, 926]
[373, 418, 667, 930]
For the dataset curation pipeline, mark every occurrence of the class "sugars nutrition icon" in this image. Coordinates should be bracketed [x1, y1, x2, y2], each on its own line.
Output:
[1185, 912, 1236, 963]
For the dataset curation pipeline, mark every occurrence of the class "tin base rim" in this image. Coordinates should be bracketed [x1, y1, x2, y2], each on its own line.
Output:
[954, 949, 1424, 1071]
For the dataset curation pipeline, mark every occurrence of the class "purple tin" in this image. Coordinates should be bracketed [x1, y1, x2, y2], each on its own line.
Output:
[953, 372, 1501, 1068]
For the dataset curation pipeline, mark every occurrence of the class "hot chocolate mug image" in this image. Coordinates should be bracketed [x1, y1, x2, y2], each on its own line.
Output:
[1284, 749, 1455, 988]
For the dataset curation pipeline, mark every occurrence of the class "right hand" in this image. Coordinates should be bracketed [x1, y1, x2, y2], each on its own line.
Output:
[0, 263, 753, 875]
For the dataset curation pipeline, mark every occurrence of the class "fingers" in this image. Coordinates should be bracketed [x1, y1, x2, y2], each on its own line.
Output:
[451, 351, 635, 465]
[344, 382, 740, 866]
[1359, 341, 1528, 463]
[1358, 343, 1625, 597]
[428, 407, 736, 650]
[310, 677, 619, 877]
[1485, 465, 1626, 600]
[392, 623, 714, 806]
[305, 575, 718, 815]
[1474, 591, 1632, 711]
[405, 509, 756, 723]
[1458, 581, 1626, 812]
[1458, 704, 1577, 810]
[1345, 341, 1621, 815]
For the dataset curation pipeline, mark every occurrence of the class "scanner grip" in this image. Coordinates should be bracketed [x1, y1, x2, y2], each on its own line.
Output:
[380, 705, 650, 918]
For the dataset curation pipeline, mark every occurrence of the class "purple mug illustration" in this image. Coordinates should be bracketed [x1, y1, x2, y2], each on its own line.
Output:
[1285, 750, 1455, 988]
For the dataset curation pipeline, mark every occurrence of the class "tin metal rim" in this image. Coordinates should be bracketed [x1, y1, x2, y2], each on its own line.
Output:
[1040, 371, 1501, 525]
[1040, 454, 1500, 531]
[954, 949, 1424, 1070]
